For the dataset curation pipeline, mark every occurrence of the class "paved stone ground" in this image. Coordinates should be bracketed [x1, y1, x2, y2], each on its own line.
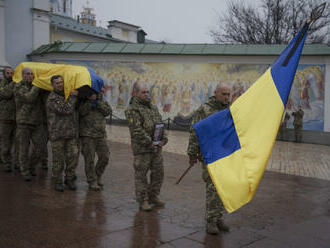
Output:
[0, 125, 329, 247]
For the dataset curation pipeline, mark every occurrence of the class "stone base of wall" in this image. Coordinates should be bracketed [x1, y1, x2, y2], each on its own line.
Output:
[277, 129, 330, 146]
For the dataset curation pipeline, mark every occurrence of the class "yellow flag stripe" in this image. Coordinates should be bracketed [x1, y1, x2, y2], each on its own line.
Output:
[208, 69, 284, 213]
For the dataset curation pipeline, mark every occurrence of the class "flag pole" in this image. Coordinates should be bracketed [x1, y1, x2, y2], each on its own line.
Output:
[175, 164, 194, 185]
[282, 3, 326, 66]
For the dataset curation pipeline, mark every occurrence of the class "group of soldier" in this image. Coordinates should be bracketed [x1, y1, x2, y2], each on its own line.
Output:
[1, 65, 231, 235]
[126, 82, 231, 235]
[0, 66, 112, 192]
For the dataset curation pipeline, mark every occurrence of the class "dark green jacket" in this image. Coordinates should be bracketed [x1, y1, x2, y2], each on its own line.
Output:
[79, 95, 112, 138]
[14, 81, 42, 126]
[125, 96, 168, 155]
[0, 78, 15, 121]
[46, 90, 78, 141]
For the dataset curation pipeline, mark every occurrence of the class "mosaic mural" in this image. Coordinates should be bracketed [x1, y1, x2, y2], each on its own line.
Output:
[51, 60, 325, 131]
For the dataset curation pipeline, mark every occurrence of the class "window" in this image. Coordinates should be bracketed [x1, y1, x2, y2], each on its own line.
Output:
[121, 29, 128, 39]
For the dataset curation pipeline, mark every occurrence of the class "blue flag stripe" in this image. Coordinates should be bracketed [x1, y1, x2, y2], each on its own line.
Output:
[270, 25, 308, 106]
[193, 108, 241, 164]
[88, 68, 104, 93]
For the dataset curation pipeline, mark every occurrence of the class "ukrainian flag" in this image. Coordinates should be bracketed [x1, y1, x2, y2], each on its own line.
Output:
[193, 24, 309, 213]
[13, 62, 104, 99]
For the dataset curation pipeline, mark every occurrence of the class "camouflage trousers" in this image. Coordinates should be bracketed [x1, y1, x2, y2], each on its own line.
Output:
[133, 151, 164, 203]
[0, 132, 2, 165]
[41, 123, 48, 166]
[51, 138, 79, 184]
[16, 124, 44, 176]
[0, 122, 16, 170]
[81, 136, 110, 184]
[31, 123, 48, 167]
[202, 166, 225, 222]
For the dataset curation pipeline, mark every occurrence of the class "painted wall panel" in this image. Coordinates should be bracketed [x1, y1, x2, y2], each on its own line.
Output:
[48, 59, 325, 131]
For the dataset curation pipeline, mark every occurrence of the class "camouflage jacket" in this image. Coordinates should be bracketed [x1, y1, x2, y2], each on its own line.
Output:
[41, 90, 50, 125]
[292, 109, 304, 127]
[187, 96, 228, 160]
[0, 78, 15, 121]
[14, 81, 43, 126]
[79, 94, 112, 138]
[46, 90, 78, 142]
[125, 96, 168, 155]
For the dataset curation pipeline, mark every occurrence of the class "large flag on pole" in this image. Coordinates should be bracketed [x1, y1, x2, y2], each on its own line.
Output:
[193, 24, 309, 213]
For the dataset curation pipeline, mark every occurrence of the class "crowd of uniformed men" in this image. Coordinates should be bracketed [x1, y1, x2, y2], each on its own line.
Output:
[0, 66, 111, 192]
[0, 66, 231, 235]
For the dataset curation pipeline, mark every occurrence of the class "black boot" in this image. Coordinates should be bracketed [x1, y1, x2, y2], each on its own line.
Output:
[30, 169, 36, 176]
[54, 183, 64, 192]
[97, 175, 104, 187]
[217, 219, 230, 232]
[4, 164, 12, 173]
[41, 163, 48, 170]
[149, 197, 165, 207]
[23, 174, 32, 182]
[139, 201, 152, 211]
[65, 179, 77, 190]
[206, 221, 220, 235]
[89, 181, 101, 191]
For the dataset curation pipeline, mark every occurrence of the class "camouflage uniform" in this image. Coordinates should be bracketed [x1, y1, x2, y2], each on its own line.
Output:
[41, 90, 50, 168]
[14, 81, 44, 177]
[125, 96, 168, 204]
[79, 94, 112, 185]
[187, 96, 228, 223]
[292, 109, 304, 142]
[46, 90, 79, 185]
[30, 90, 49, 169]
[0, 78, 16, 171]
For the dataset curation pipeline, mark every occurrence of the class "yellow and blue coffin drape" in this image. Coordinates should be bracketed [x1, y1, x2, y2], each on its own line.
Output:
[193, 24, 309, 213]
[13, 62, 104, 99]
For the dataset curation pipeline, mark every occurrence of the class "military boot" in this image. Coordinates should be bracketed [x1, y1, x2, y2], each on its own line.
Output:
[217, 219, 230, 232]
[139, 201, 152, 211]
[65, 180, 77, 191]
[149, 198, 165, 207]
[97, 175, 104, 187]
[4, 164, 12, 173]
[30, 169, 36, 177]
[206, 220, 220, 235]
[54, 183, 64, 192]
[89, 182, 101, 191]
[23, 174, 32, 182]
[41, 162, 48, 170]
[14, 165, 20, 172]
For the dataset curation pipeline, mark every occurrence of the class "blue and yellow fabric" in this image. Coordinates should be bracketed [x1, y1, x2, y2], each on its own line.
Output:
[193, 24, 309, 213]
[13, 62, 104, 99]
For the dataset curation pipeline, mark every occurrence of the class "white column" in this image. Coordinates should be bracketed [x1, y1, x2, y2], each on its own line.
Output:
[324, 61, 330, 132]
[0, 0, 8, 67]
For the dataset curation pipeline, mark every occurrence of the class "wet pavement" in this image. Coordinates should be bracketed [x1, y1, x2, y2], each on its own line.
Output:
[0, 126, 330, 247]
